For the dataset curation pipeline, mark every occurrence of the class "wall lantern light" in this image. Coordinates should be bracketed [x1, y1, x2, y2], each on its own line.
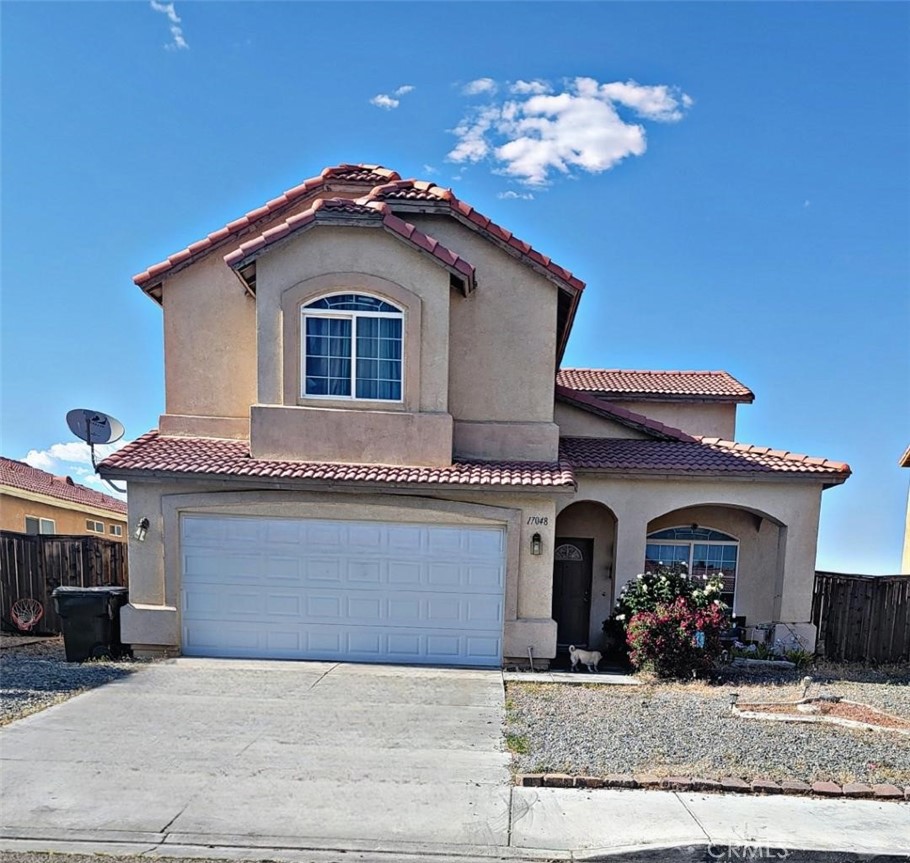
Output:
[530, 532, 543, 556]
[134, 517, 150, 542]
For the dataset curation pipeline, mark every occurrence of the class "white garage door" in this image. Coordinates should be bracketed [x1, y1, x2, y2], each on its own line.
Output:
[180, 514, 505, 666]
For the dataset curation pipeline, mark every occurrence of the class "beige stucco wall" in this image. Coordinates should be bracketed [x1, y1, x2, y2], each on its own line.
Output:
[409, 214, 560, 429]
[120, 478, 567, 662]
[554, 501, 617, 646]
[161, 253, 257, 430]
[453, 421, 560, 461]
[554, 402, 650, 439]
[606, 400, 738, 439]
[250, 404, 453, 466]
[561, 476, 825, 631]
[255, 227, 450, 412]
[0, 489, 127, 539]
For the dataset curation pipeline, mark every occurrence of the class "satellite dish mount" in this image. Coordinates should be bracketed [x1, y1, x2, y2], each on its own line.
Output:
[66, 409, 126, 494]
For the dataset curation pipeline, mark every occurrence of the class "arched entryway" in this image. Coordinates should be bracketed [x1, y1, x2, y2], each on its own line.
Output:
[553, 501, 617, 649]
[646, 504, 785, 623]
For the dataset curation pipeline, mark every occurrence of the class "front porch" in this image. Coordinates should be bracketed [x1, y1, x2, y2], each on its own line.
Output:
[551, 478, 826, 655]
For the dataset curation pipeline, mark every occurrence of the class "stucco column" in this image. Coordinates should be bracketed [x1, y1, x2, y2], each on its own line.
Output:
[612, 510, 650, 604]
[125, 483, 166, 606]
[775, 523, 818, 622]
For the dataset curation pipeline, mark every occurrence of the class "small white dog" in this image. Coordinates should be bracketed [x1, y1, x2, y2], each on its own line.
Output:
[569, 645, 602, 673]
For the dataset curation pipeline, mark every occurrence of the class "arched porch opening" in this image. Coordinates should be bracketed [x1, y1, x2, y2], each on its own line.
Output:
[646, 504, 786, 624]
[554, 500, 617, 650]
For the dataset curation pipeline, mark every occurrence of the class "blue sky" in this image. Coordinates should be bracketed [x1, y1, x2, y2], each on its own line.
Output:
[2, 2, 908, 573]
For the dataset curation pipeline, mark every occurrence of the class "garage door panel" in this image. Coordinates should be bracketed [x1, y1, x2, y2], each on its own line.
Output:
[180, 515, 505, 666]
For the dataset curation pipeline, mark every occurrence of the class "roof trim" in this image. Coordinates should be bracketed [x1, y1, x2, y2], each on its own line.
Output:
[223, 198, 476, 295]
[555, 385, 697, 442]
[900, 446, 910, 468]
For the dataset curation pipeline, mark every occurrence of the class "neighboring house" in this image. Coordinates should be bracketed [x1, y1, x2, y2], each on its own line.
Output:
[902, 446, 910, 574]
[0, 457, 128, 540]
[99, 163, 850, 666]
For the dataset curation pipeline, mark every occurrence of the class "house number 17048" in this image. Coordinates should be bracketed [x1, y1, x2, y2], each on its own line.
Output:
[526, 516, 549, 526]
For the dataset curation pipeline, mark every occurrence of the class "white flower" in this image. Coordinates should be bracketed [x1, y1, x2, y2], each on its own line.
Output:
[616, 614, 625, 621]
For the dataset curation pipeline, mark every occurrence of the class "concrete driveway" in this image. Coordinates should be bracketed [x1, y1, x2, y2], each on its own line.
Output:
[0, 659, 512, 852]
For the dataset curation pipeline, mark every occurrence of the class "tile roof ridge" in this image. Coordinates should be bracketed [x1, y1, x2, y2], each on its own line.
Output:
[696, 435, 851, 473]
[555, 385, 696, 442]
[222, 198, 476, 288]
[366, 180, 585, 295]
[133, 164, 403, 289]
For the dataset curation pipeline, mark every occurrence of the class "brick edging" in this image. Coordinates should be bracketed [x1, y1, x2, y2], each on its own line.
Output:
[517, 773, 909, 801]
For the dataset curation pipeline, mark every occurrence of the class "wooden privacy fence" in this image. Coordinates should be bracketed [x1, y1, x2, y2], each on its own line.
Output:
[0, 531, 129, 635]
[812, 571, 910, 663]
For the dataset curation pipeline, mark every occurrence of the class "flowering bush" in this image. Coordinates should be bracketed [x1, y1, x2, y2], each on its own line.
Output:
[626, 597, 728, 678]
[612, 563, 726, 623]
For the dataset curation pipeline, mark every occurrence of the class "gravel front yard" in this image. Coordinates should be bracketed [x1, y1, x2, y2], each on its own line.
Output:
[505, 667, 910, 785]
[0, 636, 145, 726]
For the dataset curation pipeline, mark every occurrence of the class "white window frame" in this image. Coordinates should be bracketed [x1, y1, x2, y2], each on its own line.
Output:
[25, 516, 56, 535]
[86, 519, 104, 533]
[109, 524, 123, 536]
[300, 293, 404, 403]
[645, 526, 739, 610]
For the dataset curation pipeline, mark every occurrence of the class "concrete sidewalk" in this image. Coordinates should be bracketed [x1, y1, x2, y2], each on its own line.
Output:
[2, 783, 908, 861]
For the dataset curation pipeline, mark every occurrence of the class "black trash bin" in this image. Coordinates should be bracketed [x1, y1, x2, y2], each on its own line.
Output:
[52, 586, 129, 662]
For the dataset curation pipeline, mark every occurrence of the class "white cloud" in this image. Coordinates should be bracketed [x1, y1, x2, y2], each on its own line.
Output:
[150, 1, 189, 51]
[598, 79, 692, 121]
[370, 94, 400, 110]
[23, 439, 131, 498]
[510, 80, 550, 95]
[448, 76, 692, 186]
[370, 84, 415, 110]
[462, 77, 497, 96]
[497, 190, 535, 200]
[448, 104, 500, 163]
[422, 164, 438, 174]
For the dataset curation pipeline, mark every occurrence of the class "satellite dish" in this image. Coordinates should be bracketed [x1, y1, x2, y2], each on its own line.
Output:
[66, 409, 125, 446]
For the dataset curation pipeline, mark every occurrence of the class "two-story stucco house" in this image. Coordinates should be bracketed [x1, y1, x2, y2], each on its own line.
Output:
[100, 163, 850, 666]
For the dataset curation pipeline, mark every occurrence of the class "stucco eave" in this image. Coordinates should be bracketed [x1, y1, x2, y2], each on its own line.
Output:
[96, 468, 576, 496]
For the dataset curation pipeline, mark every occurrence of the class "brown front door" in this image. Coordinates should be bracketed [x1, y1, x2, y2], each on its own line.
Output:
[552, 538, 593, 647]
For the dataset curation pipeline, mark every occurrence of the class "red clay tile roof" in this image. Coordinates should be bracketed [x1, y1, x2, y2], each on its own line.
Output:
[557, 369, 754, 402]
[98, 432, 576, 490]
[223, 198, 476, 292]
[560, 436, 850, 482]
[364, 180, 585, 295]
[555, 385, 697, 442]
[133, 164, 402, 289]
[0, 456, 128, 515]
[133, 164, 582, 299]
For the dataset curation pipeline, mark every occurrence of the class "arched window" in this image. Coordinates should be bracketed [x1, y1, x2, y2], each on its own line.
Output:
[301, 293, 403, 401]
[645, 526, 738, 609]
